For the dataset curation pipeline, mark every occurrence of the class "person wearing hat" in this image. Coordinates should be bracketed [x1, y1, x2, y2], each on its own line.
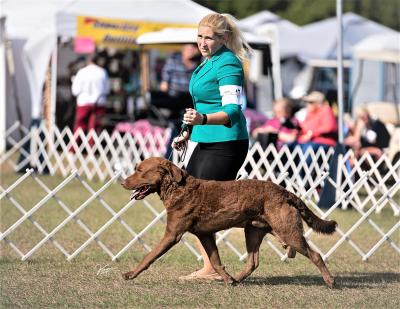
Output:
[297, 91, 337, 151]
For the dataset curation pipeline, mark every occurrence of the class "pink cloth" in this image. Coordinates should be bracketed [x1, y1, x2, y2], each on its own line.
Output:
[114, 119, 167, 136]
[259, 117, 299, 148]
[114, 120, 170, 153]
[299, 105, 337, 146]
[244, 109, 268, 133]
[259, 117, 298, 134]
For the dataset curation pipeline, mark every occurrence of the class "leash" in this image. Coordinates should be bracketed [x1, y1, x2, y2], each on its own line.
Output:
[167, 126, 188, 163]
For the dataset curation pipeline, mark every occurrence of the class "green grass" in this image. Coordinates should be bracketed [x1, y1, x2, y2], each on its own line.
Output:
[1, 170, 399, 308]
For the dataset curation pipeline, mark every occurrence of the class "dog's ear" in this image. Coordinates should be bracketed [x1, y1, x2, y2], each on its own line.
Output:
[160, 161, 187, 184]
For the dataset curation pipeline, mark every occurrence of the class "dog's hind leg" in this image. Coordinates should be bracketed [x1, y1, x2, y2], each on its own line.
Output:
[287, 236, 335, 288]
[197, 234, 236, 285]
[234, 225, 267, 283]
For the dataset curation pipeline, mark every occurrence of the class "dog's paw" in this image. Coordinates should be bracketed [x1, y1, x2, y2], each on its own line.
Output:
[324, 277, 335, 289]
[229, 278, 239, 286]
[122, 271, 135, 280]
[223, 277, 238, 286]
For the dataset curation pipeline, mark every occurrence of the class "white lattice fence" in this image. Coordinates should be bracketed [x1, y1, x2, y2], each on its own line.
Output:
[1, 123, 399, 261]
[1, 166, 399, 262]
[1, 122, 171, 180]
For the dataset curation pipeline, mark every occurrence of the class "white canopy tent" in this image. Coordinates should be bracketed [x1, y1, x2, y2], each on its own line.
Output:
[238, 10, 303, 59]
[1, 0, 213, 135]
[238, 11, 305, 98]
[289, 13, 397, 103]
[299, 12, 397, 62]
[1, 0, 72, 133]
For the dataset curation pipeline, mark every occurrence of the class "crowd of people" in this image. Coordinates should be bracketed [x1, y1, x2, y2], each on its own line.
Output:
[251, 91, 391, 162]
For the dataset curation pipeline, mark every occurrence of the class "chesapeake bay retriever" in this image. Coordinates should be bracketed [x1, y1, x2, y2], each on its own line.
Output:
[121, 157, 337, 288]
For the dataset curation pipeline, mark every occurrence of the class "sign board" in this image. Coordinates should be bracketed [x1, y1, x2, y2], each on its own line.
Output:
[77, 16, 195, 49]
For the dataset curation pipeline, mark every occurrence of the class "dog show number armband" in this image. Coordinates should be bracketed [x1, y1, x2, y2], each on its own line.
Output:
[202, 114, 208, 125]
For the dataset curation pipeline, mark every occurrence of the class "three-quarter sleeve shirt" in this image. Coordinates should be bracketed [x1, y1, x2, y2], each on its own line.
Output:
[189, 46, 248, 143]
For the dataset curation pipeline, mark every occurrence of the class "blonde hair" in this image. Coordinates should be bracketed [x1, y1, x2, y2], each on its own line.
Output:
[199, 13, 252, 62]
[274, 98, 293, 115]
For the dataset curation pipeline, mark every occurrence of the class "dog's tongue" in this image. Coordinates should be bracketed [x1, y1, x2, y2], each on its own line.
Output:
[130, 190, 142, 200]
[130, 187, 149, 200]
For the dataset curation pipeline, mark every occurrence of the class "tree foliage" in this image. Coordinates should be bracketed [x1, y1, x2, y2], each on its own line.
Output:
[194, 0, 399, 30]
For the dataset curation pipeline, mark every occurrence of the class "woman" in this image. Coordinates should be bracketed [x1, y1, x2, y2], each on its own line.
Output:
[252, 98, 299, 150]
[297, 91, 337, 151]
[172, 13, 250, 280]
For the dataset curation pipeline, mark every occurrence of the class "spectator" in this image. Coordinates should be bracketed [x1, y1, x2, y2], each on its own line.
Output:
[252, 98, 299, 149]
[296, 91, 337, 186]
[71, 54, 110, 140]
[344, 106, 391, 159]
[298, 91, 337, 152]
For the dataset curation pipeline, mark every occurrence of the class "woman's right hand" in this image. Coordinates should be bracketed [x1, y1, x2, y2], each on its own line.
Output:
[171, 130, 190, 151]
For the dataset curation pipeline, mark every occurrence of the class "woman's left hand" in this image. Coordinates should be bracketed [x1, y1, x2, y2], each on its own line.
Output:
[183, 108, 203, 125]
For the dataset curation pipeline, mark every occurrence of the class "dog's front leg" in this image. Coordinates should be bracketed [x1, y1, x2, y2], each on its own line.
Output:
[123, 232, 181, 280]
[197, 234, 237, 285]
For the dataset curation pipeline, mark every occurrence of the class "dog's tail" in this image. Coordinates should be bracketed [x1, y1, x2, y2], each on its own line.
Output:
[291, 195, 337, 234]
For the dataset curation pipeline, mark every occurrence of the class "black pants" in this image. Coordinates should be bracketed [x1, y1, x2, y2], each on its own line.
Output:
[186, 140, 248, 180]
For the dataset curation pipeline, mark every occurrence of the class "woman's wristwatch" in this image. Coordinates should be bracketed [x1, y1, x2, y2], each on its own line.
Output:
[202, 114, 208, 125]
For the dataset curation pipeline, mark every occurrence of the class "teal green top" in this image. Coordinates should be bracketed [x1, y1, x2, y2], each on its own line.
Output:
[189, 46, 249, 143]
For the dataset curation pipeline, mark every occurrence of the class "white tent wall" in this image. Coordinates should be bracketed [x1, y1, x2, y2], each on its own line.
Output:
[351, 32, 400, 118]
[6, 39, 32, 134]
[2, 0, 73, 143]
[350, 60, 400, 123]
[351, 60, 384, 106]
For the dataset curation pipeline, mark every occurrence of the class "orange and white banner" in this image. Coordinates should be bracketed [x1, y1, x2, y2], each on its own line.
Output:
[77, 16, 194, 49]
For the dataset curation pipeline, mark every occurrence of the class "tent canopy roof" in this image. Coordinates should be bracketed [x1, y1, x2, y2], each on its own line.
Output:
[299, 12, 397, 61]
[238, 10, 302, 58]
[56, 0, 213, 37]
[136, 27, 271, 47]
[353, 32, 400, 63]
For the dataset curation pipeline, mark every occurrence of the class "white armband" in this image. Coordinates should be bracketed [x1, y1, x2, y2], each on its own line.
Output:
[219, 85, 242, 106]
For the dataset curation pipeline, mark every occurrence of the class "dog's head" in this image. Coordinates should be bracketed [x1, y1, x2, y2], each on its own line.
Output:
[121, 157, 187, 200]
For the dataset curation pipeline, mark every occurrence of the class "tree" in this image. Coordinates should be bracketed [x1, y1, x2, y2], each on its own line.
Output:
[194, 0, 399, 30]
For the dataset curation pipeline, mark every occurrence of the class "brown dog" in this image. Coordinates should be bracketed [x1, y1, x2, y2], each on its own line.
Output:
[121, 157, 337, 288]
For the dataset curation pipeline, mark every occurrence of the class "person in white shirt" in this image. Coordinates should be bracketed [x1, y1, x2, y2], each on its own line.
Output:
[71, 54, 110, 139]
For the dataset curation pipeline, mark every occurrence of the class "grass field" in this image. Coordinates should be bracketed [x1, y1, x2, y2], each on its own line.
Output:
[1, 169, 399, 308]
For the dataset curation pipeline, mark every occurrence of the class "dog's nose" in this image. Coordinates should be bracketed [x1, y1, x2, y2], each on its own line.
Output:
[120, 180, 126, 187]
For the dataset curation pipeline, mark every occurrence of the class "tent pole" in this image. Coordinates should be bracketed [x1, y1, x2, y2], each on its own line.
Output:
[49, 37, 58, 130]
[336, 0, 344, 143]
[0, 16, 6, 153]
